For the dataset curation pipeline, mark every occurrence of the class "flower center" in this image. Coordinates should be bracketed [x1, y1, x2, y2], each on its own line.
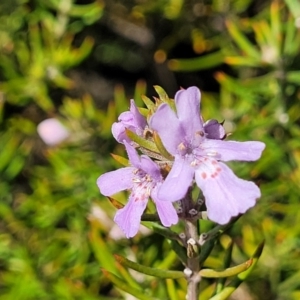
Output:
[177, 130, 205, 156]
[131, 169, 156, 202]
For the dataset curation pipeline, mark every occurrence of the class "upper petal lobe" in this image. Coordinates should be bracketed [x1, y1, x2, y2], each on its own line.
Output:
[175, 87, 203, 140]
[149, 103, 185, 154]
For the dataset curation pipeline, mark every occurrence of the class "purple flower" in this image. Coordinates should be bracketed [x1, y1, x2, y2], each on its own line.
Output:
[97, 141, 178, 238]
[112, 100, 147, 143]
[150, 87, 265, 225]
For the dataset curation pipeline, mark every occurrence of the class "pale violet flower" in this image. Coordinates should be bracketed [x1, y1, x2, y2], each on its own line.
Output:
[97, 141, 178, 238]
[150, 86, 265, 225]
[37, 118, 69, 146]
[112, 99, 147, 143]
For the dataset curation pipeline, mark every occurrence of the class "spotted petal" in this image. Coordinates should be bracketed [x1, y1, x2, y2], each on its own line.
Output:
[195, 162, 260, 224]
[114, 195, 148, 238]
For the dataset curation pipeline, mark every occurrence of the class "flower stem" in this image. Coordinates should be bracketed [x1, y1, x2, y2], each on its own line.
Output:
[185, 218, 201, 300]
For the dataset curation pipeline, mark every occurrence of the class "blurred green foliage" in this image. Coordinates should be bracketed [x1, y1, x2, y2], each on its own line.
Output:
[1, 0, 300, 299]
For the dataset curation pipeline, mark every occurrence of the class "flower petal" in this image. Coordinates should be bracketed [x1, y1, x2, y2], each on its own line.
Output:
[97, 167, 133, 196]
[158, 156, 194, 202]
[175, 87, 204, 139]
[150, 103, 184, 154]
[111, 100, 146, 143]
[155, 201, 179, 226]
[114, 195, 148, 238]
[124, 141, 141, 167]
[112, 122, 128, 143]
[139, 155, 162, 181]
[195, 162, 260, 224]
[129, 99, 147, 130]
[151, 186, 179, 226]
[200, 139, 265, 162]
[203, 119, 226, 140]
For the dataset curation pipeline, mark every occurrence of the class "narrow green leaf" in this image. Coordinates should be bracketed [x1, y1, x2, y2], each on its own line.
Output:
[200, 216, 239, 244]
[114, 84, 128, 115]
[139, 107, 151, 117]
[70, 1, 104, 23]
[237, 241, 264, 280]
[134, 79, 147, 106]
[224, 56, 260, 67]
[169, 239, 188, 266]
[0, 134, 20, 171]
[166, 279, 180, 300]
[226, 20, 261, 60]
[115, 262, 142, 291]
[200, 239, 215, 265]
[141, 213, 160, 222]
[110, 153, 129, 166]
[107, 197, 124, 209]
[114, 255, 185, 279]
[199, 258, 252, 278]
[142, 95, 155, 110]
[153, 85, 169, 102]
[284, 0, 300, 18]
[270, 0, 281, 51]
[101, 269, 158, 300]
[89, 223, 117, 273]
[209, 241, 265, 300]
[283, 15, 299, 56]
[215, 72, 256, 103]
[168, 51, 224, 71]
[125, 129, 159, 152]
[223, 241, 234, 269]
[286, 71, 300, 85]
[144, 222, 182, 242]
[214, 241, 234, 295]
[153, 131, 174, 160]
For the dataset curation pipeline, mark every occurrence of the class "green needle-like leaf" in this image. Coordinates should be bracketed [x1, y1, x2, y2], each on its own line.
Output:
[144, 222, 182, 242]
[142, 95, 155, 110]
[114, 255, 185, 279]
[107, 197, 124, 209]
[125, 129, 159, 152]
[213, 241, 234, 296]
[226, 20, 261, 60]
[153, 85, 175, 109]
[101, 269, 158, 300]
[110, 153, 129, 166]
[141, 213, 160, 222]
[153, 131, 174, 160]
[168, 51, 224, 71]
[199, 258, 252, 278]
[153, 85, 169, 102]
[284, 0, 300, 18]
[209, 241, 265, 300]
[200, 238, 216, 265]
